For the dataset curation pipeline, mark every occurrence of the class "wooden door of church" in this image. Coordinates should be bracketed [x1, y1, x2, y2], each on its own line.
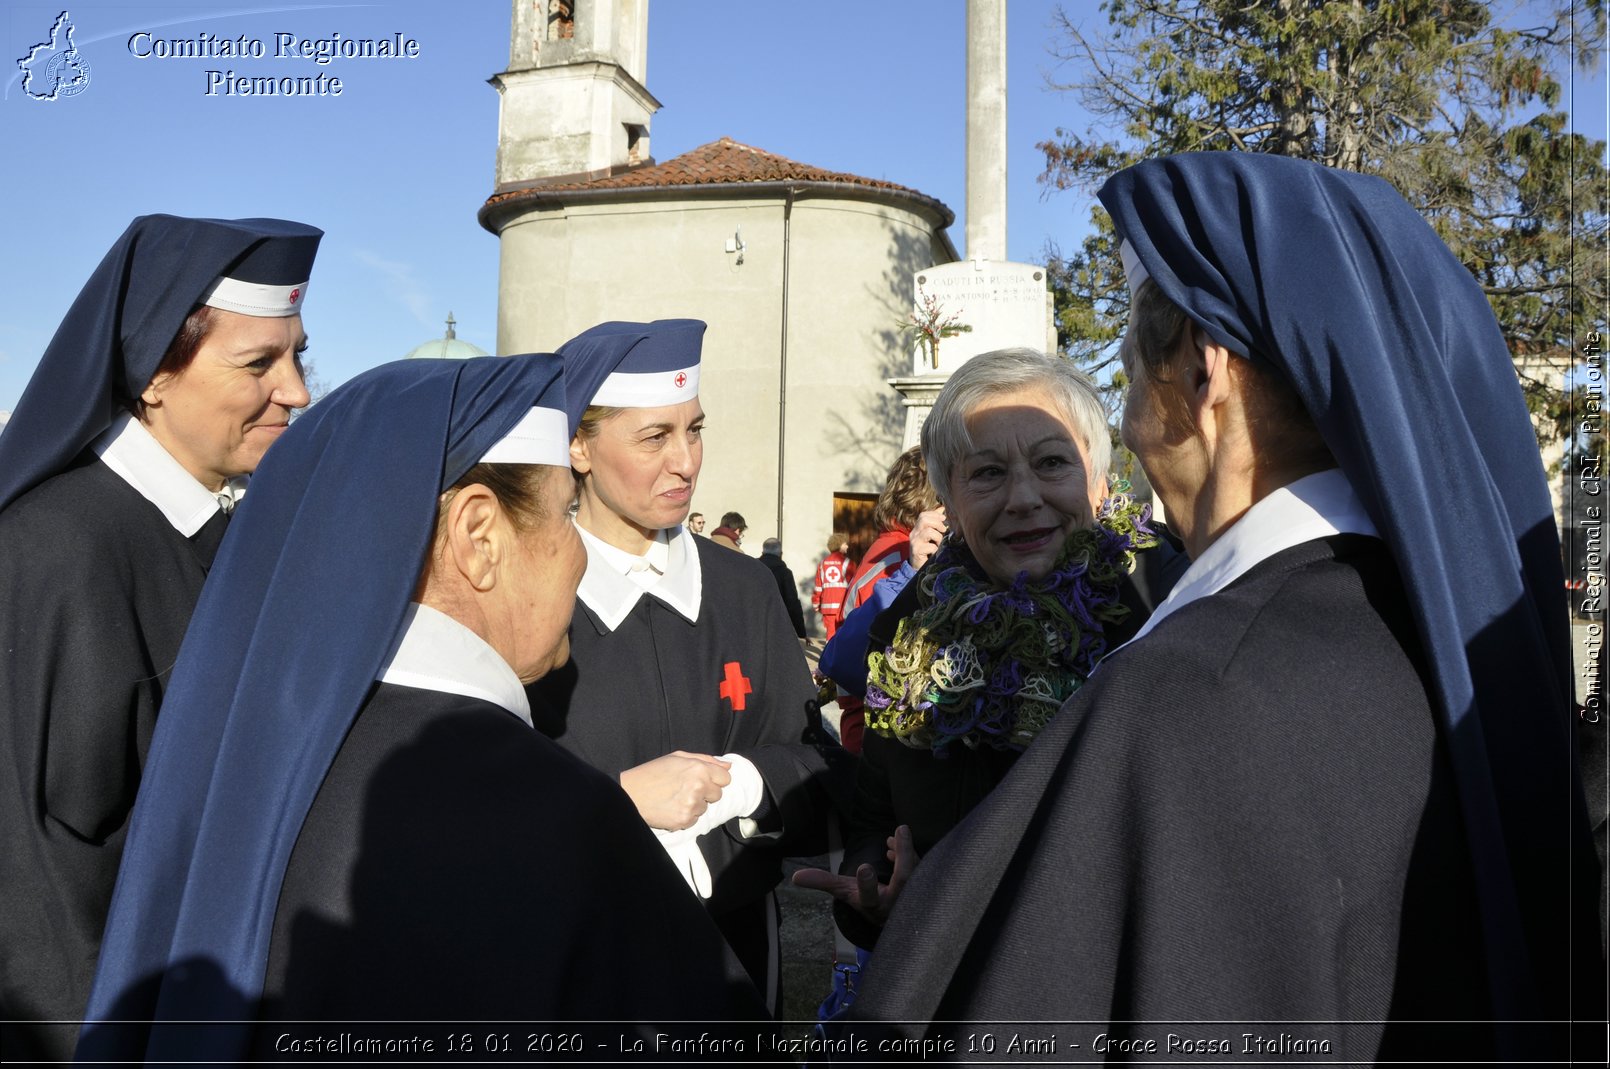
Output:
[832, 492, 878, 566]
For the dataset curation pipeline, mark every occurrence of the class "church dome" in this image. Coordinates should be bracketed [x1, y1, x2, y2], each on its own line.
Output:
[405, 313, 489, 360]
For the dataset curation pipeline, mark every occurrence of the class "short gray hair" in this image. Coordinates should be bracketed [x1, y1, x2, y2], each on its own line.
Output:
[761, 537, 782, 556]
[921, 348, 1111, 508]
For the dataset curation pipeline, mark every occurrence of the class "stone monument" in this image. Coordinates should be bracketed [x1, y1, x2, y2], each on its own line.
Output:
[888, 0, 1055, 449]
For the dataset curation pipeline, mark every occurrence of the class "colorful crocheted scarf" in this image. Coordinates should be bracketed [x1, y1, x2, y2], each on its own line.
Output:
[863, 488, 1157, 753]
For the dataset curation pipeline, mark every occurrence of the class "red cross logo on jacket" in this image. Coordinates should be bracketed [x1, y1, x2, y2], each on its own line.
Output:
[719, 661, 752, 711]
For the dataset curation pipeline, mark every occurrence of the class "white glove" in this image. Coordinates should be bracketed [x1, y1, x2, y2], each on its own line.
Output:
[676, 754, 765, 838]
[651, 756, 769, 898]
[720, 753, 766, 812]
[654, 827, 713, 898]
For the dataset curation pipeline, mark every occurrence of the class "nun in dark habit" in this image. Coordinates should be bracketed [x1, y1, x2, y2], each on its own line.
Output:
[77, 356, 764, 1065]
[528, 320, 839, 1015]
[0, 215, 319, 1062]
[848, 153, 1603, 1061]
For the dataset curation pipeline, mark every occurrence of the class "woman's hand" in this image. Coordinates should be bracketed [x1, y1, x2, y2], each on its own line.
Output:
[790, 825, 919, 927]
[619, 751, 733, 830]
[908, 508, 947, 570]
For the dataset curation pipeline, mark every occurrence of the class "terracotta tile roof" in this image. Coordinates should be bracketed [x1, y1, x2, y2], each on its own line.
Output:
[485, 136, 940, 205]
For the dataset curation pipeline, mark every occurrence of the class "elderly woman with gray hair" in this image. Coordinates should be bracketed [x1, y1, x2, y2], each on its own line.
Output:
[796, 348, 1182, 949]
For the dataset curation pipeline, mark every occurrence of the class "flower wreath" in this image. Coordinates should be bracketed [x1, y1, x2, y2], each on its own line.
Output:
[863, 486, 1157, 753]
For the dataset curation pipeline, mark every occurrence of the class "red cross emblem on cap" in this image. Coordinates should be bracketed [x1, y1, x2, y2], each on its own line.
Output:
[288, 288, 300, 304]
[674, 372, 688, 388]
[719, 661, 752, 712]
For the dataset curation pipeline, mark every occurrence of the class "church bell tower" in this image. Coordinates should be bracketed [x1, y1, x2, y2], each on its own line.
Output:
[491, 0, 657, 189]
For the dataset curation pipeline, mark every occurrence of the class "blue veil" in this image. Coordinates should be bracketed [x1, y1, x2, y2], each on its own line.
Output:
[1099, 152, 1596, 1020]
[79, 355, 565, 1063]
[0, 215, 321, 512]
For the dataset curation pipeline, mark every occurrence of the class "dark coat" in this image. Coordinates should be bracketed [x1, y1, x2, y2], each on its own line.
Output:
[260, 682, 766, 1034]
[758, 553, 807, 638]
[851, 536, 1504, 1062]
[833, 534, 1184, 950]
[0, 457, 226, 1062]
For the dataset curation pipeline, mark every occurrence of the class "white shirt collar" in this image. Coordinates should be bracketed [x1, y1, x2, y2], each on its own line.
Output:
[584, 525, 671, 590]
[1106, 468, 1380, 661]
[575, 523, 703, 631]
[377, 603, 532, 727]
[92, 412, 244, 537]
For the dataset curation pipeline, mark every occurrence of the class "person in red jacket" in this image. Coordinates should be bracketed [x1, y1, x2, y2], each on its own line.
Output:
[811, 532, 853, 639]
[836, 446, 939, 752]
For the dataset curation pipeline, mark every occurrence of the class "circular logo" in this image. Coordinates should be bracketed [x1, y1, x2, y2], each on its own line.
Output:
[43, 49, 90, 99]
[674, 372, 688, 388]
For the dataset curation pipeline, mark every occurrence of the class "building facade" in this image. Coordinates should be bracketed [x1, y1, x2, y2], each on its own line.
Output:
[485, 1, 956, 611]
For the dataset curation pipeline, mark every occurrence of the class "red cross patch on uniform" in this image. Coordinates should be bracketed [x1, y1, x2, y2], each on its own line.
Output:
[674, 371, 688, 388]
[719, 661, 752, 712]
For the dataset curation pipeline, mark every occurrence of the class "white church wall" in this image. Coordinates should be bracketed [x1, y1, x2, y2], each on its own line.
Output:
[777, 199, 949, 595]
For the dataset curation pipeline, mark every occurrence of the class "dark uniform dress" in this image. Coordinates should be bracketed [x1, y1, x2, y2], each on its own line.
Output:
[529, 531, 832, 1009]
[259, 682, 765, 1035]
[852, 536, 1494, 1061]
[0, 455, 227, 1061]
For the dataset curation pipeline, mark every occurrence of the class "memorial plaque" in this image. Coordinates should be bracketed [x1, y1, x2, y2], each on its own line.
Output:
[911, 259, 1051, 375]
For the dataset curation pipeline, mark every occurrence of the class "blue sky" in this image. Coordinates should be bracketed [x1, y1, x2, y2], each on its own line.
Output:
[1, 0, 1604, 415]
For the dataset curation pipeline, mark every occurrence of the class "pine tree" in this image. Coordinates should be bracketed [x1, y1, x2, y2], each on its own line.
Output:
[1039, 0, 1607, 465]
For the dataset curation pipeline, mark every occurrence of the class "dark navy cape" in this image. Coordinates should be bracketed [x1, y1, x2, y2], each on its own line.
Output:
[1101, 153, 1598, 1032]
[0, 460, 227, 1062]
[260, 682, 764, 1034]
[853, 537, 1495, 1060]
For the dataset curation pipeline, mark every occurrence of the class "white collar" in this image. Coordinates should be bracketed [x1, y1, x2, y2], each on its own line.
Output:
[575, 523, 703, 631]
[1105, 469, 1380, 661]
[91, 412, 245, 537]
[584, 524, 671, 589]
[377, 603, 532, 727]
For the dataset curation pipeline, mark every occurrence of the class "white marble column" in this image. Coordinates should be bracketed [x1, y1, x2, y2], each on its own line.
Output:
[966, 0, 1008, 262]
